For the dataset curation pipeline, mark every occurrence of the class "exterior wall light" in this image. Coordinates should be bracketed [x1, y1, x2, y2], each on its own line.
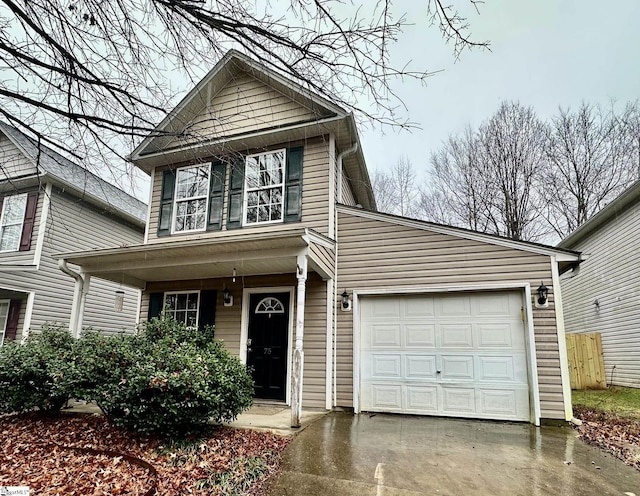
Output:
[535, 282, 549, 308]
[341, 290, 352, 311]
[223, 288, 233, 307]
[114, 290, 125, 312]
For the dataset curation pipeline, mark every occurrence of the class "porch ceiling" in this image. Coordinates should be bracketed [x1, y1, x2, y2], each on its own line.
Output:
[57, 228, 334, 288]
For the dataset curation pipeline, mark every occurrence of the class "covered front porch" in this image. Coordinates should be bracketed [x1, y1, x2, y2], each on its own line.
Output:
[57, 227, 336, 428]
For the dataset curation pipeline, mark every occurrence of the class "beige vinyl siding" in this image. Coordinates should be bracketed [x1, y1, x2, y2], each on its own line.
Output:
[0, 133, 37, 180]
[0, 187, 42, 266]
[561, 201, 640, 387]
[177, 73, 319, 146]
[336, 210, 566, 419]
[147, 136, 331, 242]
[340, 173, 357, 206]
[309, 242, 335, 278]
[142, 273, 328, 409]
[27, 188, 142, 335]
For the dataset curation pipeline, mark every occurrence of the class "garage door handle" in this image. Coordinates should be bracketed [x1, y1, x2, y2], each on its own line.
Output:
[436, 370, 441, 374]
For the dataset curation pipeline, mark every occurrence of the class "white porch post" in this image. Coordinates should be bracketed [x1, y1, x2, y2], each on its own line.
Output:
[292, 253, 307, 428]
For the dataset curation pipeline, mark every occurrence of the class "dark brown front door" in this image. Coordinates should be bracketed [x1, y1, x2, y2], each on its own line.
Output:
[247, 292, 290, 401]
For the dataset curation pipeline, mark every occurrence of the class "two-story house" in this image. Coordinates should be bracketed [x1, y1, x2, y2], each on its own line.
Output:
[0, 122, 145, 342]
[58, 50, 582, 426]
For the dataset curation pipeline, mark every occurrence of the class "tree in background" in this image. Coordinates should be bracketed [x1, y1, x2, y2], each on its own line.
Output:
[541, 102, 635, 239]
[422, 126, 493, 232]
[0, 0, 487, 188]
[419, 102, 548, 241]
[380, 100, 640, 244]
[371, 156, 419, 217]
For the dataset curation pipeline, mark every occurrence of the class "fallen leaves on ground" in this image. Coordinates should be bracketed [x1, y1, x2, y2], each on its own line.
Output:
[0, 412, 291, 495]
[572, 404, 640, 470]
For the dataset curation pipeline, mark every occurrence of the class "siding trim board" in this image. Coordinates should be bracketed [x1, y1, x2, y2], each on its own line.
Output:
[350, 283, 542, 425]
[551, 256, 573, 421]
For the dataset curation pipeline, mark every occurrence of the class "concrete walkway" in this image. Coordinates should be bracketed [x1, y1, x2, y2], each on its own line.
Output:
[269, 412, 640, 495]
[64, 400, 326, 435]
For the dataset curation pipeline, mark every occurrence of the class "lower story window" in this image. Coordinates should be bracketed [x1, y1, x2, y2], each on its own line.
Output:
[163, 291, 199, 327]
[0, 300, 10, 346]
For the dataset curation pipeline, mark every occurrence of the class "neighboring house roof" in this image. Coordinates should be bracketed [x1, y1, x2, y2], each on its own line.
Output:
[558, 179, 640, 249]
[128, 49, 376, 210]
[337, 204, 582, 271]
[0, 121, 147, 226]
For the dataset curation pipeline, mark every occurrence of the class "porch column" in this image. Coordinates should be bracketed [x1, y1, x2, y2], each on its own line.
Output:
[292, 253, 307, 428]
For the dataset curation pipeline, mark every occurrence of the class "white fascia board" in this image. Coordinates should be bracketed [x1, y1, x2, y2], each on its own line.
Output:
[337, 205, 581, 260]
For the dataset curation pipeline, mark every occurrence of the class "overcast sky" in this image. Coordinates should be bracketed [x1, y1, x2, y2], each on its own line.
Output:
[361, 0, 640, 180]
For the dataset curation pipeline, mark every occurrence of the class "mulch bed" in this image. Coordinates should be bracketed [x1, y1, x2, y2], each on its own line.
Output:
[0, 412, 291, 495]
[572, 404, 640, 470]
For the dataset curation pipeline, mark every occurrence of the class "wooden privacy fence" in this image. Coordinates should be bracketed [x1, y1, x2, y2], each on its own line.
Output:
[566, 333, 606, 389]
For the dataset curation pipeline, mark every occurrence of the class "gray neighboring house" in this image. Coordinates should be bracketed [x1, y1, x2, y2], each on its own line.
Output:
[0, 122, 146, 343]
[559, 180, 640, 388]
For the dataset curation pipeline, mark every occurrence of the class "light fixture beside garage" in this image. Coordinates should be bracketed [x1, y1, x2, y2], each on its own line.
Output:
[341, 290, 352, 311]
[535, 282, 549, 308]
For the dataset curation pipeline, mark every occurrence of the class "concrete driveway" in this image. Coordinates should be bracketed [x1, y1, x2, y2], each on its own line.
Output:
[269, 412, 640, 495]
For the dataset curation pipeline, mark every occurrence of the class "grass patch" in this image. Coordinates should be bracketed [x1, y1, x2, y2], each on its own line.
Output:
[573, 387, 640, 419]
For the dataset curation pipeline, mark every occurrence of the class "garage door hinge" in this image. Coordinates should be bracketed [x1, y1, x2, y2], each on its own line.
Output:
[521, 306, 525, 323]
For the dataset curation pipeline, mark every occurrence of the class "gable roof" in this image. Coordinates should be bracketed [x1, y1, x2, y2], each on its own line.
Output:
[128, 49, 375, 209]
[337, 204, 582, 272]
[0, 121, 147, 226]
[558, 179, 640, 249]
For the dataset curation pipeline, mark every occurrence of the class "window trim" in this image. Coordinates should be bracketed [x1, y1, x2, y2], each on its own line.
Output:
[0, 299, 10, 346]
[0, 193, 28, 253]
[243, 148, 287, 226]
[171, 164, 210, 235]
[162, 290, 201, 328]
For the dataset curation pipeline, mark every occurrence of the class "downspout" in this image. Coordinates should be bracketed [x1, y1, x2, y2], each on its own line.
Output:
[58, 259, 86, 338]
[333, 141, 359, 408]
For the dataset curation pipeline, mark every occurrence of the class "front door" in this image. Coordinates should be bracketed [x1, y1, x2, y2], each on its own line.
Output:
[247, 292, 290, 401]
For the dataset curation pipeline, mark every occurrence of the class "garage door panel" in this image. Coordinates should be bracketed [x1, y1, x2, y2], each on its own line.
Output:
[477, 323, 518, 348]
[370, 354, 402, 378]
[473, 293, 513, 316]
[440, 324, 474, 348]
[441, 355, 475, 380]
[405, 355, 437, 379]
[360, 291, 530, 422]
[479, 388, 529, 418]
[371, 384, 403, 410]
[404, 296, 435, 317]
[441, 387, 476, 413]
[370, 298, 401, 317]
[406, 386, 438, 411]
[439, 295, 471, 316]
[405, 324, 436, 347]
[369, 324, 402, 347]
[478, 356, 516, 381]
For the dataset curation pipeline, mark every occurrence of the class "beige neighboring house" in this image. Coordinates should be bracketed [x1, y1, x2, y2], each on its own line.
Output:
[559, 179, 640, 388]
[0, 122, 145, 343]
[59, 50, 582, 426]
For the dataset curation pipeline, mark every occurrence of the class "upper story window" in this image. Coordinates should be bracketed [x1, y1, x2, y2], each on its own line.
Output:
[244, 150, 285, 225]
[173, 165, 210, 233]
[156, 146, 303, 237]
[0, 193, 28, 252]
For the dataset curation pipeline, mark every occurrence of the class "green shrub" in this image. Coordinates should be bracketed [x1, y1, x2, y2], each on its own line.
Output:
[0, 326, 74, 414]
[64, 318, 254, 437]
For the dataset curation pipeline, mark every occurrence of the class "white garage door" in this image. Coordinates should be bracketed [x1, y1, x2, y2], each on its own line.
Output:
[359, 291, 531, 421]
